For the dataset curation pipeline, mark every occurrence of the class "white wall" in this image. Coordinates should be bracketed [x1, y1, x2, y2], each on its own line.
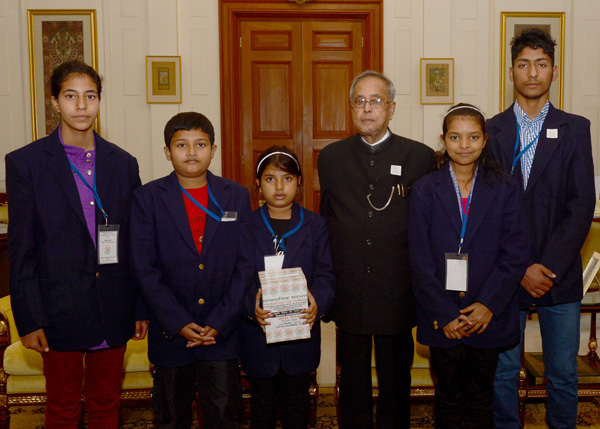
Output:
[1, 0, 599, 387]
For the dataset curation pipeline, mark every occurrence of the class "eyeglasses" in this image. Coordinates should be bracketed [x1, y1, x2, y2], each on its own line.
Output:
[350, 97, 392, 110]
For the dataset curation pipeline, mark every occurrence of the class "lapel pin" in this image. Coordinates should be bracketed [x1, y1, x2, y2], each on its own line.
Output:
[547, 129, 558, 139]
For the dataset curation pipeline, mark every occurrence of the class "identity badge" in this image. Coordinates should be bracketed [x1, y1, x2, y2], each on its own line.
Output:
[98, 224, 119, 265]
[445, 252, 468, 292]
[221, 211, 238, 222]
[390, 165, 402, 176]
[547, 129, 558, 139]
[264, 254, 284, 271]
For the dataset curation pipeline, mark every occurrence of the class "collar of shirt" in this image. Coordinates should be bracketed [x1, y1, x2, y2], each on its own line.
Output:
[513, 100, 550, 129]
[361, 129, 391, 146]
[58, 125, 96, 166]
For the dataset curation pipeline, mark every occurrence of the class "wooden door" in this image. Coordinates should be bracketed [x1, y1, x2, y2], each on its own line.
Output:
[220, 1, 382, 212]
[240, 20, 362, 210]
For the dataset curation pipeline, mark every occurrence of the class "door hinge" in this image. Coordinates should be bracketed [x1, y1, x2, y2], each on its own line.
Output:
[361, 37, 364, 48]
[240, 36, 242, 48]
[241, 154, 245, 166]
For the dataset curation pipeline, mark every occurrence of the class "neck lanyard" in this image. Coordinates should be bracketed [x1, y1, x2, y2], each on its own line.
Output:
[511, 122, 542, 175]
[180, 183, 224, 223]
[67, 157, 109, 225]
[449, 164, 478, 254]
[260, 204, 304, 252]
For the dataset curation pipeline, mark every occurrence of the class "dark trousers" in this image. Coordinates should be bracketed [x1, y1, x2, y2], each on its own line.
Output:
[337, 329, 414, 429]
[430, 344, 500, 429]
[248, 369, 310, 429]
[152, 359, 241, 429]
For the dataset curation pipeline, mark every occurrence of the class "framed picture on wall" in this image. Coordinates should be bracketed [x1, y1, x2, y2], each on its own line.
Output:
[500, 12, 565, 111]
[420, 58, 454, 105]
[27, 9, 99, 140]
[146, 56, 182, 104]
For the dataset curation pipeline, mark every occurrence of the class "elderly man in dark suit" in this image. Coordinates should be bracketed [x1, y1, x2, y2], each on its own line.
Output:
[318, 70, 435, 428]
[489, 29, 596, 429]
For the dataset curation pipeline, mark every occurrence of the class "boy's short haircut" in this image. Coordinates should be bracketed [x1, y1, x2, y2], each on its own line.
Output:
[51, 60, 102, 99]
[164, 112, 215, 147]
[511, 28, 556, 66]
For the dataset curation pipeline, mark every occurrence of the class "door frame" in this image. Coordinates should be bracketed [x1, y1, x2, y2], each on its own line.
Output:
[219, 0, 383, 183]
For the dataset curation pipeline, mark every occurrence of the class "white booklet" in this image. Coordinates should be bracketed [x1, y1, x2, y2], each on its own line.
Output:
[258, 267, 311, 344]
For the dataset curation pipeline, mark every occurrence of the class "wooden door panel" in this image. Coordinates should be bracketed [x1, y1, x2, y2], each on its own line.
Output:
[252, 63, 292, 138]
[240, 20, 303, 205]
[312, 63, 354, 138]
[302, 20, 363, 211]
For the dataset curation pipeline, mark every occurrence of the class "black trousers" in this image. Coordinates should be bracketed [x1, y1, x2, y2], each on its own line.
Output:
[248, 369, 310, 429]
[429, 344, 500, 429]
[152, 359, 241, 429]
[337, 329, 414, 429]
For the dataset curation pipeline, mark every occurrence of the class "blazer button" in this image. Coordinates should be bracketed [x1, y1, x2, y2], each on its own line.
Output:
[198, 298, 205, 305]
[366, 266, 371, 274]
[368, 211, 374, 218]
[95, 272, 100, 278]
[433, 321, 439, 330]
[199, 264, 204, 270]
[459, 292, 465, 297]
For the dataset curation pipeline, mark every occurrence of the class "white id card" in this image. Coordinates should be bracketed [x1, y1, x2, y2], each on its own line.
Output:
[98, 224, 119, 265]
[445, 253, 468, 292]
[221, 211, 237, 222]
[264, 255, 284, 271]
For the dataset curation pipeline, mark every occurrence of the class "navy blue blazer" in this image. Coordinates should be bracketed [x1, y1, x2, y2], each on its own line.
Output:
[130, 170, 252, 367]
[239, 203, 335, 377]
[488, 103, 596, 308]
[5, 128, 142, 351]
[409, 164, 529, 348]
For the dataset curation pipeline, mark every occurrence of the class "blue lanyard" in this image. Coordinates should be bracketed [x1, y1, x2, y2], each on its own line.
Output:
[67, 158, 108, 224]
[180, 183, 224, 223]
[449, 164, 477, 254]
[260, 204, 304, 252]
[511, 123, 542, 175]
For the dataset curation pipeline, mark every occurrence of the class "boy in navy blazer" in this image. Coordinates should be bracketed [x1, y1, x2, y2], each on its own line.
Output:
[130, 112, 252, 428]
[489, 29, 596, 429]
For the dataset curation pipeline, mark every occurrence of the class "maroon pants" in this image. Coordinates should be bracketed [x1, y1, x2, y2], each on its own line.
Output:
[42, 345, 126, 428]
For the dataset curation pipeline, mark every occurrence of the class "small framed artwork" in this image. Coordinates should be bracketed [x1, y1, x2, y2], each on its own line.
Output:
[500, 12, 565, 111]
[146, 56, 182, 104]
[27, 9, 99, 140]
[420, 58, 454, 105]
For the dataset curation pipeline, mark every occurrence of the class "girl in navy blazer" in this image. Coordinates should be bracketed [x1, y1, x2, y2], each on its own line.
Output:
[409, 104, 529, 428]
[6, 60, 146, 428]
[240, 146, 335, 429]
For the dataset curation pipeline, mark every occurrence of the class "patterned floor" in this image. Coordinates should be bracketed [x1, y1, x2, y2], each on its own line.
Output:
[8, 389, 600, 428]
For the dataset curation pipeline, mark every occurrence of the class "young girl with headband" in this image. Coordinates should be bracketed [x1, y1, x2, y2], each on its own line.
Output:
[239, 145, 335, 428]
[408, 103, 529, 427]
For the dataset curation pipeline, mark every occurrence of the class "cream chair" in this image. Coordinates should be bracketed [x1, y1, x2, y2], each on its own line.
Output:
[0, 295, 154, 428]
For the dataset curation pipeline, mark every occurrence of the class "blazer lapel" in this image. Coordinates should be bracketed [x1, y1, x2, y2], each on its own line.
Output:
[44, 129, 89, 230]
[525, 104, 566, 192]
[434, 166, 463, 238]
[281, 203, 307, 268]
[461, 176, 496, 249]
[160, 172, 198, 254]
[94, 134, 117, 224]
[200, 172, 230, 257]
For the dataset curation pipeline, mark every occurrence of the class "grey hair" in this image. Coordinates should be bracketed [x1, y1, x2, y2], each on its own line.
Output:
[349, 70, 396, 102]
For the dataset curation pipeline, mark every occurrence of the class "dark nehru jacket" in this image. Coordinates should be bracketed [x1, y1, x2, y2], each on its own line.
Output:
[318, 132, 435, 335]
